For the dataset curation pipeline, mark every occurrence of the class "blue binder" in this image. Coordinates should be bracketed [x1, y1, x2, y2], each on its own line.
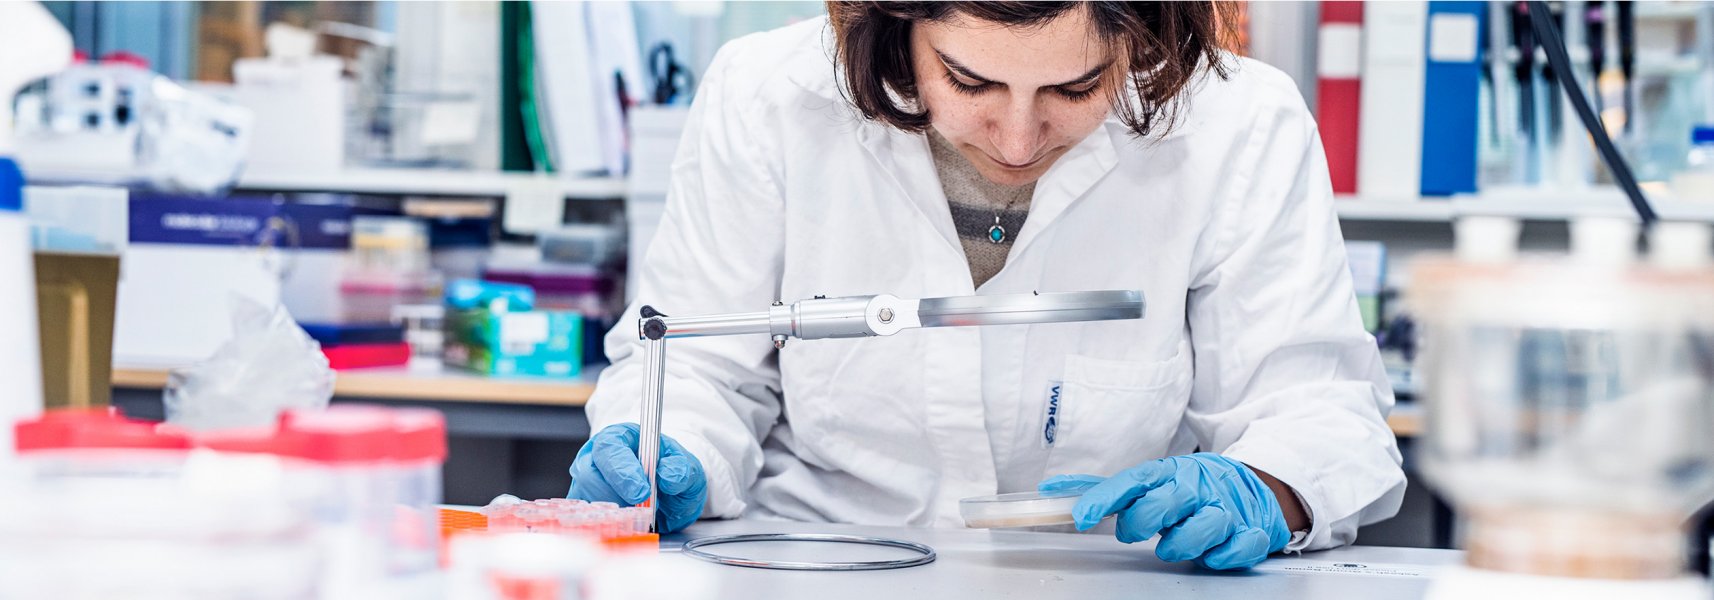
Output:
[298, 322, 407, 347]
[1420, 1, 1485, 196]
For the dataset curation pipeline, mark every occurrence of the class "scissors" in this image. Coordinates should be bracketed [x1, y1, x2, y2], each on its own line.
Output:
[649, 42, 695, 105]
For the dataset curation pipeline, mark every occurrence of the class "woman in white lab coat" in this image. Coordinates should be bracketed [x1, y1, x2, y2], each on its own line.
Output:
[570, 2, 1404, 570]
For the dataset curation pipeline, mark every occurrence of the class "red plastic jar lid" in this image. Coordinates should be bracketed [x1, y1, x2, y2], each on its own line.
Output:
[391, 408, 446, 463]
[98, 51, 151, 70]
[14, 409, 189, 452]
[279, 405, 397, 464]
[190, 426, 296, 456]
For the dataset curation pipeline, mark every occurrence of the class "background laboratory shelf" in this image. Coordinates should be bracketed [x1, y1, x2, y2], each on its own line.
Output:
[26, 166, 627, 200]
[238, 167, 625, 199]
[35, 167, 1709, 221]
[111, 364, 599, 406]
[1335, 186, 1714, 223]
[1635, 0, 1710, 22]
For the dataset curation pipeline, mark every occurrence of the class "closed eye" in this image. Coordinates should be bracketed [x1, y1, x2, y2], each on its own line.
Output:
[943, 69, 995, 96]
[933, 48, 1109, 103]
[1053, 80, 1101, 102]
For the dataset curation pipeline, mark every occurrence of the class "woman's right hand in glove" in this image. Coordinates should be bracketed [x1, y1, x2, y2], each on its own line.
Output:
[567, 423, 707, 533]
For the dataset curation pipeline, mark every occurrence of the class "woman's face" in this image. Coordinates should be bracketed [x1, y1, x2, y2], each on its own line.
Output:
[911, 8, 1117, 187]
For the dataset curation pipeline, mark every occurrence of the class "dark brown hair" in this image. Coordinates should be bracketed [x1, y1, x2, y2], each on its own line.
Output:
[826, 1, 1237, 138]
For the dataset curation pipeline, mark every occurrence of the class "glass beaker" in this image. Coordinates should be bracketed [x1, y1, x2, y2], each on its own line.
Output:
[1411, 257, 1714, 579]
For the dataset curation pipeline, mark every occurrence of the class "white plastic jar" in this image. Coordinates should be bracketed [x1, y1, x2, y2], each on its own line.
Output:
[280, 405, 401, 597]
[389, 407, 447, 575]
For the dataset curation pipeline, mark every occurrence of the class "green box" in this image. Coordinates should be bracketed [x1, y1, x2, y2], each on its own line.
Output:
[444, 308, 583, 378]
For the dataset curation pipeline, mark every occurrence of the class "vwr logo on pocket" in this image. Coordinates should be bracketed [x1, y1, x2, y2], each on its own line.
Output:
[1042, 381, 1063, 448]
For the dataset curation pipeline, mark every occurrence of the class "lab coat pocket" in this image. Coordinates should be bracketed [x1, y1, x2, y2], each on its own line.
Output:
[1046, 345, 1193, 478]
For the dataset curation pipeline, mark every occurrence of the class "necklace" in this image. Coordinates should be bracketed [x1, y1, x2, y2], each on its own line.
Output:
[987, 190, 1030, 244]
[925, 130, 1031, 245]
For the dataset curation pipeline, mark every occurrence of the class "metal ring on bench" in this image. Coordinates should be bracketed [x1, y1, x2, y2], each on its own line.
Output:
[680, 533, 937, 571]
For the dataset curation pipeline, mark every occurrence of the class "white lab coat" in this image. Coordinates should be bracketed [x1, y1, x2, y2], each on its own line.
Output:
[586, 18, 1405, 552]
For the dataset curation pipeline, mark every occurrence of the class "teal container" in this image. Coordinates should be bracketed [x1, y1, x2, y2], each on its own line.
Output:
[443, 308, 582, 378]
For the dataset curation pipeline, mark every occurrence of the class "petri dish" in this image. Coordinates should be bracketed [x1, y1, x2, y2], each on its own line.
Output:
[959, 489, 1086, 529]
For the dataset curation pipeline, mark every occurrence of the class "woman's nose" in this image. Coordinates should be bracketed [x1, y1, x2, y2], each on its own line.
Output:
[989, 97, 1044, 165]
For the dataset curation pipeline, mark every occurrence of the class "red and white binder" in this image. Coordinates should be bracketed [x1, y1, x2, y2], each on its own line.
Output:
[1316, 1, 1364, 195]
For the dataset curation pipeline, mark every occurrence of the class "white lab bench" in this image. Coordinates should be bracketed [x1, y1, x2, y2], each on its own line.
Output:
[111, 369, 1440, 543]
[658, 519, 1461, 600]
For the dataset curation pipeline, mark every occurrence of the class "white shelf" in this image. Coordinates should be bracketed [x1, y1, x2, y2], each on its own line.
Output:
[25, 165, 626, 200]
[34, 165, 1714, 222]
[1636, 1, 1708, 22]
[1334, 199, 1454, 222]
[1336, 187, 1714, 223]
[238, 167, 625, 199]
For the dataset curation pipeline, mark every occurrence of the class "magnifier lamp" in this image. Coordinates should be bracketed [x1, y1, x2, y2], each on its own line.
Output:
[630, 290, 1144, 569]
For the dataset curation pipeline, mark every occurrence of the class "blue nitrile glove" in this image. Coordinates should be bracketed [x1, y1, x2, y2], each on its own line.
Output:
[1040, 453, 1291, 570]
[567, 423, 707, 533]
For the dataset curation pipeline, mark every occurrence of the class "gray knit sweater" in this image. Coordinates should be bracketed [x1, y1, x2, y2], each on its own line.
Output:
[927, 131, 1035, 288]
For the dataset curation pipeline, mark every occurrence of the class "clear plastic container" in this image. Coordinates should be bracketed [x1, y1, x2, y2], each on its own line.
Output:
[342, 216, 438, 322]
[392, 303, 447, 370]
[446, 532, 602, 600]
[8, 407, 452, 597]
[1409, 255, 1714, 579]
[23, 185, 128, 253]
[350, 217, 430, 274]
[347, 92, 482, 169]
[480, 496, 653, 543]
[538, 224, 624, 268]
[959, 489, 1085, 529]
[200, 406, 448, 585]
[0, 445, 323, 599]
[1671, 126, 1714, 201]
[340, 273, 441, 324]
[390, 408, 447, 575]
[279, 405, 401, 596]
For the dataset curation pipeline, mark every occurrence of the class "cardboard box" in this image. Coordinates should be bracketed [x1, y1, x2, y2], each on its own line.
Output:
[443, 308, 581, 378]
[117, 193, 379, 365]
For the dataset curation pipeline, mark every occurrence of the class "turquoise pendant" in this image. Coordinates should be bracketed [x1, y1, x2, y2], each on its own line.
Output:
[988, 216, 1005, 244]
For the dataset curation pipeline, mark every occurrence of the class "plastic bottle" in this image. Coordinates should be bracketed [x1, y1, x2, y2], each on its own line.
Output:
[1651, 222, 1714, 270]
[1672, 126, 1714, 201]
[0, 157, 42, 464]
[0, 8, 73, 456]
[1571, 216, 1640, 267]
[1454, 216, 1523, 264]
